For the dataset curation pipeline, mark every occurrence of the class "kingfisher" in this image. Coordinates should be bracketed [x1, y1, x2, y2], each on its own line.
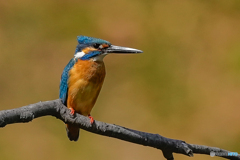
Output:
[59, 35, 143, 141]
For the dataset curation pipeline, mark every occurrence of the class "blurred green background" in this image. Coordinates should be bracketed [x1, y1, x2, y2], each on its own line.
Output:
[0, 0, 240, 160]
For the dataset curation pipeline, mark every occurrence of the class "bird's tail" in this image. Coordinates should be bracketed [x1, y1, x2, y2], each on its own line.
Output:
[66, 124, 79, 141]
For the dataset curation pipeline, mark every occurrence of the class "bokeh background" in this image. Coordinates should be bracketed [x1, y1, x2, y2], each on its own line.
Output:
[0, 0, 240, 160]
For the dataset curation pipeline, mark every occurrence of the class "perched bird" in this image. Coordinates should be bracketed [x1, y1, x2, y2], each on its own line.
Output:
[59, 35, 143, 141]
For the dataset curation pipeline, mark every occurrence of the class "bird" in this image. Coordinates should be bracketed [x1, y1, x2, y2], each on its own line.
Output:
[59, 35, 143, 141]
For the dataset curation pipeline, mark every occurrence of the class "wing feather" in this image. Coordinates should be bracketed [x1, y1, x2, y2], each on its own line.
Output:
[59, 58, 76, 105]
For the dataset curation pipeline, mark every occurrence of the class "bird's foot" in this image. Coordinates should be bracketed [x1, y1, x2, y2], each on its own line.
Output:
[88, 115, 94, 124]
[69, 107, 75, 115]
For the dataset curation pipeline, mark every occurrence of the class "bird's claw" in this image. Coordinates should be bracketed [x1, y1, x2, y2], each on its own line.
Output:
[69, 108, 75, 115]
[88, 116, 94, 124]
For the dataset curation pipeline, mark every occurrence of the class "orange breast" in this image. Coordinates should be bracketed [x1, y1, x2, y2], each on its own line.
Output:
[67, 59, 106, 116]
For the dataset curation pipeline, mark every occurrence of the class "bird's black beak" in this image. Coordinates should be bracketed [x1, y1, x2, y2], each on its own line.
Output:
[105, 45, 143, 54]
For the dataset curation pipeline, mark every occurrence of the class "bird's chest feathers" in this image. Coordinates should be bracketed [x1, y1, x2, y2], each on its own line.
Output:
[67, 59, 106, 115]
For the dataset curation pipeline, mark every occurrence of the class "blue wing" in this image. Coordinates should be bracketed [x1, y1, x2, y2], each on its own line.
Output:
[59, 58, 76, 105]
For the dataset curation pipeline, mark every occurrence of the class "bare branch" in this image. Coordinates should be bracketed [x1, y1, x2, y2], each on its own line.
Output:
[0, 99, 238, 160]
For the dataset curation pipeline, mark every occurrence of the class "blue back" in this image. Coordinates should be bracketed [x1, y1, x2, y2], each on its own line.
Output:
[59, 58, 76, 105]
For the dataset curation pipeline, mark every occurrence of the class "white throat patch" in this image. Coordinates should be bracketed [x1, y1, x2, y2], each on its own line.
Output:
[93, 53, 108, 62]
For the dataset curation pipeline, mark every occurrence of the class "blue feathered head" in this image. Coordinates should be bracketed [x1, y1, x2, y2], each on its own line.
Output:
[74, 35, 143, 61]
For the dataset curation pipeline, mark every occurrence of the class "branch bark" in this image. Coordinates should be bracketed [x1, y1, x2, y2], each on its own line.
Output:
[0, 99, 238, 160]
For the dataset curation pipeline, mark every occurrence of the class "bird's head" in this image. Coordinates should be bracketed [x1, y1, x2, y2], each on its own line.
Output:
[74, 36, 143, 61]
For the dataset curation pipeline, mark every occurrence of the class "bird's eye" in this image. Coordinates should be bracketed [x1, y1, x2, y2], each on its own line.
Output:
[93, 43, 100, 49]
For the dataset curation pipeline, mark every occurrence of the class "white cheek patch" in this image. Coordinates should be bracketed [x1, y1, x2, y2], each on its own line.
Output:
[74, 51, 85, 58]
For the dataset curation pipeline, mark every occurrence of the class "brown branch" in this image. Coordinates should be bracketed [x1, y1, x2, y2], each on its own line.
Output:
[0, 99, 238, 160]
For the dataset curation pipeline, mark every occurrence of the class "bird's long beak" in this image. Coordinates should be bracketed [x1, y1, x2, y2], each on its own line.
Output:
[105, 45, 143, 54]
